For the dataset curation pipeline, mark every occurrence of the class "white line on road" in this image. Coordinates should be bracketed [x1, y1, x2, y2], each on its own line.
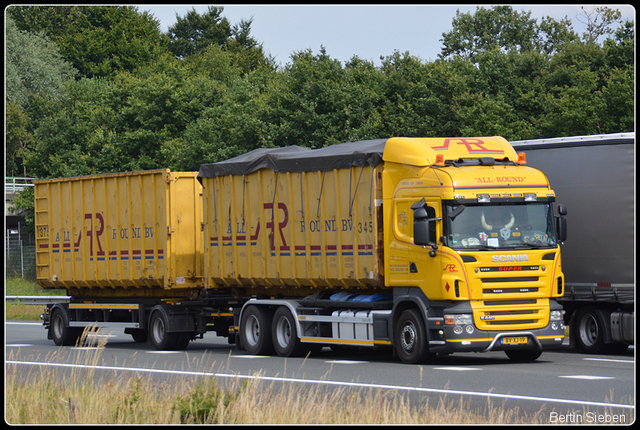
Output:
[6, 360, 633, 410]
[558, 375, 615, 380]
[582, 357, 634, 364]
[432, 367, 482, 371]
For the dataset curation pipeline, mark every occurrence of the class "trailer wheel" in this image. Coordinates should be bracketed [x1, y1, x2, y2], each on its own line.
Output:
[240, 305, 273, 355]
[149, 311, 179, 350]
[272, 306, 306, 357]
[574, 307, 605, 353]
[50, 307, 80, 346]
[394, 309, 433, 364]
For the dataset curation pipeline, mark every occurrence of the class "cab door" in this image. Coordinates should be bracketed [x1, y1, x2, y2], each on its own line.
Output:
[408, 200, 443, 297]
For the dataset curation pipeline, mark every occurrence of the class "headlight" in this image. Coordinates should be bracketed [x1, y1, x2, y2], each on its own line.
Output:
[444, 314, 473, 325]
[550, 310, 563, 321]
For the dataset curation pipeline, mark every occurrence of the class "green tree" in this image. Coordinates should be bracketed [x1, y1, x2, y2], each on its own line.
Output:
[167, 6, 274, 72]
[576, 6, 623, 44]
[5, 16, 78, 108]
[439, 6, 578, 61]
[6, 16, 78, 176]
[167, 6, 232, 59]
[8, 5, 168, 79]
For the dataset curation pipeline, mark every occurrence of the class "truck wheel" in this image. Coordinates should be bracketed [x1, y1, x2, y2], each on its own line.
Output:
[50, 307, 80, 346]
[272, 306, 306, 357]
[126, 328, 148, 343]
[149, 311, 179, 350]
[505, 349, 542, 362]
[394, 309, 433, 364]
[574, 307, 605, 353]
[174, 332, 193, 350]
[240, 305, 274, 355]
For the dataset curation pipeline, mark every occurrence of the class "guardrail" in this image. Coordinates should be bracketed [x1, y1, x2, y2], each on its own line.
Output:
[5, 177, 36, 193]
[6, 295, 70, 305]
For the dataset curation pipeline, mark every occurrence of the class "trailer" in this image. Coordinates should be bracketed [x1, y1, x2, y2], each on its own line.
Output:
[38, 136, 569, 363]
[511, 132, 635, 353]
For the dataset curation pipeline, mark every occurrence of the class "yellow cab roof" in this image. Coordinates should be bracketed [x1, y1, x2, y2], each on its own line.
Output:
[382, 136, 519, 166]
[382, 136, 551, 194]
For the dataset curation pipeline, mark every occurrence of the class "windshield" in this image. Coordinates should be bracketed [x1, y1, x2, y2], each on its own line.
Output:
[445, 203, 557, 250]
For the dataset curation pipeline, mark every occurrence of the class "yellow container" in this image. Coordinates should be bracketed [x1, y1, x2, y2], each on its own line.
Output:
[199, 142, 386, 293]
[34, 169, 203, 297]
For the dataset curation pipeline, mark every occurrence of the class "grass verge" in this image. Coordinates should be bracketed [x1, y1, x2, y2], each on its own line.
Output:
[6, 328, 633, 424]
[5, 277, 65, 320]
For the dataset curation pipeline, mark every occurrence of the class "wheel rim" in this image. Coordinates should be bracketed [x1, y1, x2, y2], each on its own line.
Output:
[579, 314, 598, 347]
[400, 322, 417, 352]
[245, 315, 260, 347]
[152, 316, 166, 345]
[275, 316, 292, 349]
[53, 313, 64, 339]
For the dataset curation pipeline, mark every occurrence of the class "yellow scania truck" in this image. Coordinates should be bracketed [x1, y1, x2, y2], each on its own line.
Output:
[37, 136, 567, 363]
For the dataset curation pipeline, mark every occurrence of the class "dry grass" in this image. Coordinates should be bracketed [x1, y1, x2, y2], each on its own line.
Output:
[6, 321, 633, 425]
[7, 327, 632, 425]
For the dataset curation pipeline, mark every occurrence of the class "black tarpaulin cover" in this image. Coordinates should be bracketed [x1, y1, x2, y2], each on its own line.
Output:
[197, 138, 389, 178]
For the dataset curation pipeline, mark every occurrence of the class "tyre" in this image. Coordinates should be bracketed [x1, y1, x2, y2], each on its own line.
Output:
[174, 331, 194, 350]
[574, 307, 605, 353]
[148, 311, 179, 350]
[50, 307, 80, 346]
[606, 342, 629, 354]
[272, 306, 306, 357]
[394, 308, 433, 364]
[240, 305, 274, 355]
[126, 328, 148, 343]
[505, 349, 543, 362]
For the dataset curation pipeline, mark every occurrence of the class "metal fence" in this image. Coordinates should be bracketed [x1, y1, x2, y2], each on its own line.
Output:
[5, 229, 36, 280]
[5, 176, 35, 193]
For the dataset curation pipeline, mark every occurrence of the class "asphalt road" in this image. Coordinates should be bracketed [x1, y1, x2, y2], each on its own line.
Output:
[6, 320, 635, 423]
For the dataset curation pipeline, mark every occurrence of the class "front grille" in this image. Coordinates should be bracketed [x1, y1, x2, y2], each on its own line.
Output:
[481, 277, 539, 283]
[483, 299, 537, 306]
[474, 299, 549, 330]
[485, 309, 537, 316]
[486, 319, 537, 325]
[483, 287, 539, 294]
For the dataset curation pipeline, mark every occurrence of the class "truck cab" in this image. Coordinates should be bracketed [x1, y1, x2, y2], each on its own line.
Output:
[383, 137, 567, 362]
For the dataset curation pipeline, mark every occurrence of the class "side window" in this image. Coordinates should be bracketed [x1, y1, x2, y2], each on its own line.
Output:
[426, 205, 437, 241]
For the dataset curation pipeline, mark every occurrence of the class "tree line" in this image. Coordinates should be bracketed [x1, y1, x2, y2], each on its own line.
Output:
[6, 5, 634, 182]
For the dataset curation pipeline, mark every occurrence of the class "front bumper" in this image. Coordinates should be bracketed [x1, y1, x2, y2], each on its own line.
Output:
[430, 321, 565, 353]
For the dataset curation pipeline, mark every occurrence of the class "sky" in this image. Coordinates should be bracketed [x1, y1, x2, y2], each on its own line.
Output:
[139, 4, 635, 67]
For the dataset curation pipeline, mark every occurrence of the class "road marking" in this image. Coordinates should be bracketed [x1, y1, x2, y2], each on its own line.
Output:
[558, 375, 615, 380]
[7, 360, 633, 410]
[583, 357, 634, 364]
[433, 367, 481, 371]
[6, 344, 34, 347]
[324, 360, 369, 364]
[146, 351, 184, 354]
[232, 355, 271, 359]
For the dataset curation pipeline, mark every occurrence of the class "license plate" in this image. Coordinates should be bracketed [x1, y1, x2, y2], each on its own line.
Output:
[502, 336, 528, 345]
